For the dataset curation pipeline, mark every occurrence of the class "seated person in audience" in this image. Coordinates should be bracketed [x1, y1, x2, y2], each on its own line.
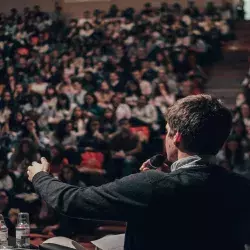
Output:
[235, 92, 247, 109]
[177, 79, 194, 99]
[152, 83, 175, 112]
[78, 117, 106, 152]
[111, 94, 132, 122]
[141, 59, 158, 82]
[8, 138, 40, 177]
[82, 93, 104, 118]
[0, 90, 13, 124]
[131, 95, 158, 129]
[29, 75, 48, 95]
[17, 119, 46, 148]
[110, 118, 142, 178]
[15, 170, 35, 194]
[94, 81, 114, 109]
[57, 77, 76, 100]
[23, 93, 49, 128]
[0, 189, 15, 236]
[72, 81, 87, 107]
[219, 135, 245, 173]
[100, 108, 117, 139]
[49, 144, 69, 175]
[59, 165, 86, 188]
[173, 50, 192, 78]
[13, 83, 27, 106]
[152, 68, 178, 94]
[48, 94, 76, 124]
[132, 70, 152, 97]
[50, 120, 77, 151]
[125, 81, 140, 108]
[0, 152, 15, 193]
[44, 85, 58, 110]
[234, 103, 250, 127]
[109, 72, 125, 93]
[9, 111, 24, 136]
[71, 106, 88, 138]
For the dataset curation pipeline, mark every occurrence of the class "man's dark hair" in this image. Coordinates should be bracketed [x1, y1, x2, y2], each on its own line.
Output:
[166, 94, 232, 155]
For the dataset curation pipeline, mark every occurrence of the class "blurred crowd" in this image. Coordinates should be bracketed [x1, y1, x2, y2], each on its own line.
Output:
[217, 60, 250, 177]
[0, 1, 235, 237]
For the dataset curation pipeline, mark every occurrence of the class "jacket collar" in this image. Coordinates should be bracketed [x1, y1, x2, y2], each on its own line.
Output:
[171, 155, 217, 172]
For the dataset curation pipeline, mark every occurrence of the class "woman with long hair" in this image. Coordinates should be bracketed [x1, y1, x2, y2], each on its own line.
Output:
[18, 119, 43, 147]
[9, 111, 24, 135]
[13, 83, 27, 106]
[23, 93, 49, 128]
[82, 93, 104, 118]
[8, 138, 39, 176]
[59, 165, 86, 187]
[78, 117, 105, 152]
[44, 85, 57, 110]
[50, 120, 80, 164]
[48, 93, 75, 124]
[50, 120, 77, 149]
[100, 108, 117, 138]
[71, 106, 88, 137]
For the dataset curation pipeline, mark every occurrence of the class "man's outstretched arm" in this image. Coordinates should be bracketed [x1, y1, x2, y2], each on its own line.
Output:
[29, 158, 153, 221]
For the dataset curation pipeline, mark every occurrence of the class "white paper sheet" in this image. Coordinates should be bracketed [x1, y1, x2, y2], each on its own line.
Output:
[91, 234, 125, 250]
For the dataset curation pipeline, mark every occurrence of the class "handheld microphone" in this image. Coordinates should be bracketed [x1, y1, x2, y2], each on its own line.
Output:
[147, 154, 166, 170]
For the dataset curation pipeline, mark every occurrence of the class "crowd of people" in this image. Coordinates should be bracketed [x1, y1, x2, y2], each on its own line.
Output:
[0, 1, 235, 238]
[216, 60, 250, 178]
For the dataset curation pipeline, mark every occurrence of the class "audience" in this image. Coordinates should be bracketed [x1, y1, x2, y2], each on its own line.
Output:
[0, 1, 236, 238]
[217, 60, 250, 177]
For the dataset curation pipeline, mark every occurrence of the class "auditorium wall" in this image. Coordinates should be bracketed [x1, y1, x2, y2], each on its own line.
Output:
[63, 0, 224, 17]
[0, 0, 225, 17]
[0, 0, 57, 13]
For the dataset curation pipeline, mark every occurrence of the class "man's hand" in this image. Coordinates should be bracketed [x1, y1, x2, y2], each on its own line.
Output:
[27, 157, 49, 182]
[139, 159, 150, 172]
[140, 160, 170, 173]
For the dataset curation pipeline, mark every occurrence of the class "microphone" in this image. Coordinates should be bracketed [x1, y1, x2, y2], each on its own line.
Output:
[147, 154, 166, 170]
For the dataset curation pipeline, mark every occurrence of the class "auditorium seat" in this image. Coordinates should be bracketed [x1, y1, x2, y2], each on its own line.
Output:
[130, 126, 150, 142]
[79, 151, 105, 173]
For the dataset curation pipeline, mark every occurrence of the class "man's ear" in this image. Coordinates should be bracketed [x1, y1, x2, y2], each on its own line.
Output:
[173, 132, 182, 146]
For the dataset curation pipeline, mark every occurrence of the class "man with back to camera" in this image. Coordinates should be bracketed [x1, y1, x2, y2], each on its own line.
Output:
[27, 94, 250, 250]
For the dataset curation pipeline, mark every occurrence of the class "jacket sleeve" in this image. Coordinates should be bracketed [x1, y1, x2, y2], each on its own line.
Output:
[32, 171, 153, 221]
